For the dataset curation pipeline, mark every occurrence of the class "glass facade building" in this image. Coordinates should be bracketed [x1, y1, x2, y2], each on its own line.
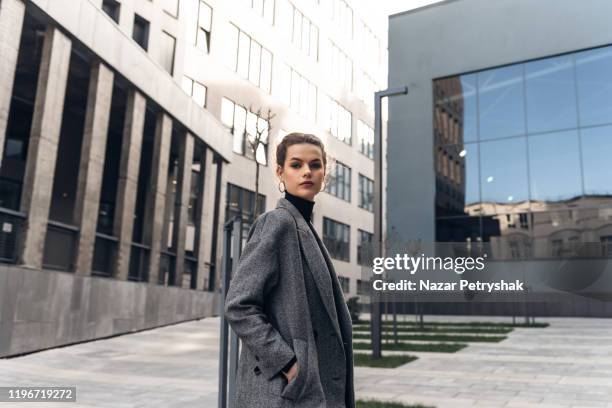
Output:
[434, 45, 612, 259]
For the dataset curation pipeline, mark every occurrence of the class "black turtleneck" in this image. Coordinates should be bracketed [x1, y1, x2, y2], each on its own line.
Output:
[284, 191, 314, 223]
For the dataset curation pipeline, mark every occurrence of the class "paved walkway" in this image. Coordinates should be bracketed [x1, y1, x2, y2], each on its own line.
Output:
[1, 316, 612, 407]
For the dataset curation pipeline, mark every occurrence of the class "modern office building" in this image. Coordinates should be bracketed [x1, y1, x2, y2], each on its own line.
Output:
[0, 0, 386, 357]
[387, 0, 612, 316]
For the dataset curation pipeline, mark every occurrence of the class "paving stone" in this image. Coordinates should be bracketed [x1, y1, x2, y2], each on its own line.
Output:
[1, 315, 611, 407]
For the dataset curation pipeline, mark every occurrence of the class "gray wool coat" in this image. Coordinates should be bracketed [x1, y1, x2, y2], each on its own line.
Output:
[224, 197, 355, 408]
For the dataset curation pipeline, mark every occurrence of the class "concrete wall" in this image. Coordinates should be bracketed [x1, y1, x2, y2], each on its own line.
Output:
[0, 265, 219, 357]
[387, 0, 612, 244]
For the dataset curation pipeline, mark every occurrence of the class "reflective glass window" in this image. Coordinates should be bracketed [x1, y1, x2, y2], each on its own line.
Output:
[237, 32, 250, 78]
[528, 130, 582, 202]
[581, 125, 612, 195]
[436, 217, 481, 242]
[575, 46, 612, 127]
[478, 65, 525, 140]
[435, 143, 480, 217]
[525, 55, 577, 133]
[479, 137, 529, 205]
[460, 74, 477, 143]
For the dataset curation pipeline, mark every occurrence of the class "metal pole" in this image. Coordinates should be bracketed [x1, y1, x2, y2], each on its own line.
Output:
[218, 217, 236, 408]
[372, 86, 408, 359]
[227, 217, 243, 408]
[218, 216, 242, 408]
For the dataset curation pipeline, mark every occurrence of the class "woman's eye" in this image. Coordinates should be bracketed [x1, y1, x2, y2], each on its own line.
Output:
[291, 163, 300, 168]
[311, 163, 322, 168]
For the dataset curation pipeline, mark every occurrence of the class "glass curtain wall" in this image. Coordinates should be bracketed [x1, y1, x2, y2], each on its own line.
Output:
[434, 45, 612, 259]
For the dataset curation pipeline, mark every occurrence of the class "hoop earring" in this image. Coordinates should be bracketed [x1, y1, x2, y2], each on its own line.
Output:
[320, 180, 326, 191]
[278, 181, 286, 193]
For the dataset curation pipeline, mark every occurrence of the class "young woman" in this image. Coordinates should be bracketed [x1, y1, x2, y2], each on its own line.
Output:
[224, 133, 355, 408]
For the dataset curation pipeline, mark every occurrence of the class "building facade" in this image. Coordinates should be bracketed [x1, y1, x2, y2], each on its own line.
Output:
[387, 0, 612, 316]
[0, 0, 386, 357]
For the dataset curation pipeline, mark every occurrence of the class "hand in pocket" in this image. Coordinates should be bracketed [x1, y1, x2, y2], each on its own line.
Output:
[283, 361, 299, 383]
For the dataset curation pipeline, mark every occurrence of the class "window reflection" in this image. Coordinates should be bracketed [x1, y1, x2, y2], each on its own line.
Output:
[435, 143, 479, 217]
[480, 137, 529, 205]
[528, 130, 582, 202]
[575, 46, 612, 127]
[525, 55, 577, 133]
[434, 75, 473, 144]
[581, 125, 612, 195]
[478, 65, 525, 140]
[460, 74, 478, 143]
[436, 216, 481, 242]
[481, 212, 532, 259]
[434, 44, 612, 258]
[531, 208, 612, 257]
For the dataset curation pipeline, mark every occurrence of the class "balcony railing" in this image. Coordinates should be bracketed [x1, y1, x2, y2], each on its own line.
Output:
[43, 220, 78, 271]
[0, 207, 26, 263]
[92, 232, 118, 277]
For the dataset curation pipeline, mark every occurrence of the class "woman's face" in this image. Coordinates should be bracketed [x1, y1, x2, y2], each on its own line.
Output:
[277, 143, 326, 202]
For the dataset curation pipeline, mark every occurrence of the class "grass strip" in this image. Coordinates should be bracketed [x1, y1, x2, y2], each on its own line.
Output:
[357, 400, 433, 408]
[353, 353, 417, 368]
[353, 333, 505, 343]
[353, 342, 466, 353]
[353, 326, 512, 334]
[354, 321, 548, 328]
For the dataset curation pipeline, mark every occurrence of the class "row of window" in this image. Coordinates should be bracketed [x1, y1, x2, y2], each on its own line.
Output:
[279, 65, 318, 121]
[221, 98, 269, 165]
[185, 0, 213, 53]
[101, 1, 376, 165]
[226, 24, 273, 93]
[101, 0, 381, 90]
[319, 95, 352, 144]
[322, 217, 373, 265]
[434, 43, 612, 257]
[354, 69, 377, 107]
[184, 78, 371, 167]
[277, 1, 319, 61]
[241, 0, 275, 25]
[436, 129, 612, 214]
[325, 161, 351, 201]
[436, 46, 612, 144]
[325, 162, 374, 210]
[324, 40, 352, 92]
[436, 210, 612, 259]
[322, 0, 353, 40]
[340, 274, 376, 296]
[357, 120, 374, 159]
[181, 76, 207, 108]
[355, 17, 382, 68]
[104, 2, 179, 75]
[226, 183, 266, 243]
[224, 182, 375, 266]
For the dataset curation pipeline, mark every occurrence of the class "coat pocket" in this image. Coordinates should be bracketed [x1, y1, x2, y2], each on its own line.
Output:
[280, 338, 308, 401]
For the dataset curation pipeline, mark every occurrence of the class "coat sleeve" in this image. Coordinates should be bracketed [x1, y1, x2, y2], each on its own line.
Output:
[223, 211, 296, 380]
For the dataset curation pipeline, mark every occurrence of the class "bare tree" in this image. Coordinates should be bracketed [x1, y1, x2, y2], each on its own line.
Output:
[246, 107, 275, 220]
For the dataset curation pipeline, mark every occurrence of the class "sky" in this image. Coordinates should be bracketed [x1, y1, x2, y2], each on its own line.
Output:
[377, 0, 445, 16]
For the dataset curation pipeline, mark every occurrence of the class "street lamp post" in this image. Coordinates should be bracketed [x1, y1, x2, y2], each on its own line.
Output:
[372, 86, 408, 359]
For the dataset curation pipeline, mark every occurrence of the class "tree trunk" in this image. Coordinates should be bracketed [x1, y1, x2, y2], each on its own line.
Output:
[254, 160, 260, 219]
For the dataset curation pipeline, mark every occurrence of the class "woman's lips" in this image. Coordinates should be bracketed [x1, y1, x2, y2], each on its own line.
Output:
[300, 182, 314, 187]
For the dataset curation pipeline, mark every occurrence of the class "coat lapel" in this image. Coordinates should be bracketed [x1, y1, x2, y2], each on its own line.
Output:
[276, 198, 344, 344]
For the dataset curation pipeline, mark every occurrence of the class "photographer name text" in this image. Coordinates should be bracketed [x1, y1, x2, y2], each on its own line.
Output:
[372, 279, 524, 292]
